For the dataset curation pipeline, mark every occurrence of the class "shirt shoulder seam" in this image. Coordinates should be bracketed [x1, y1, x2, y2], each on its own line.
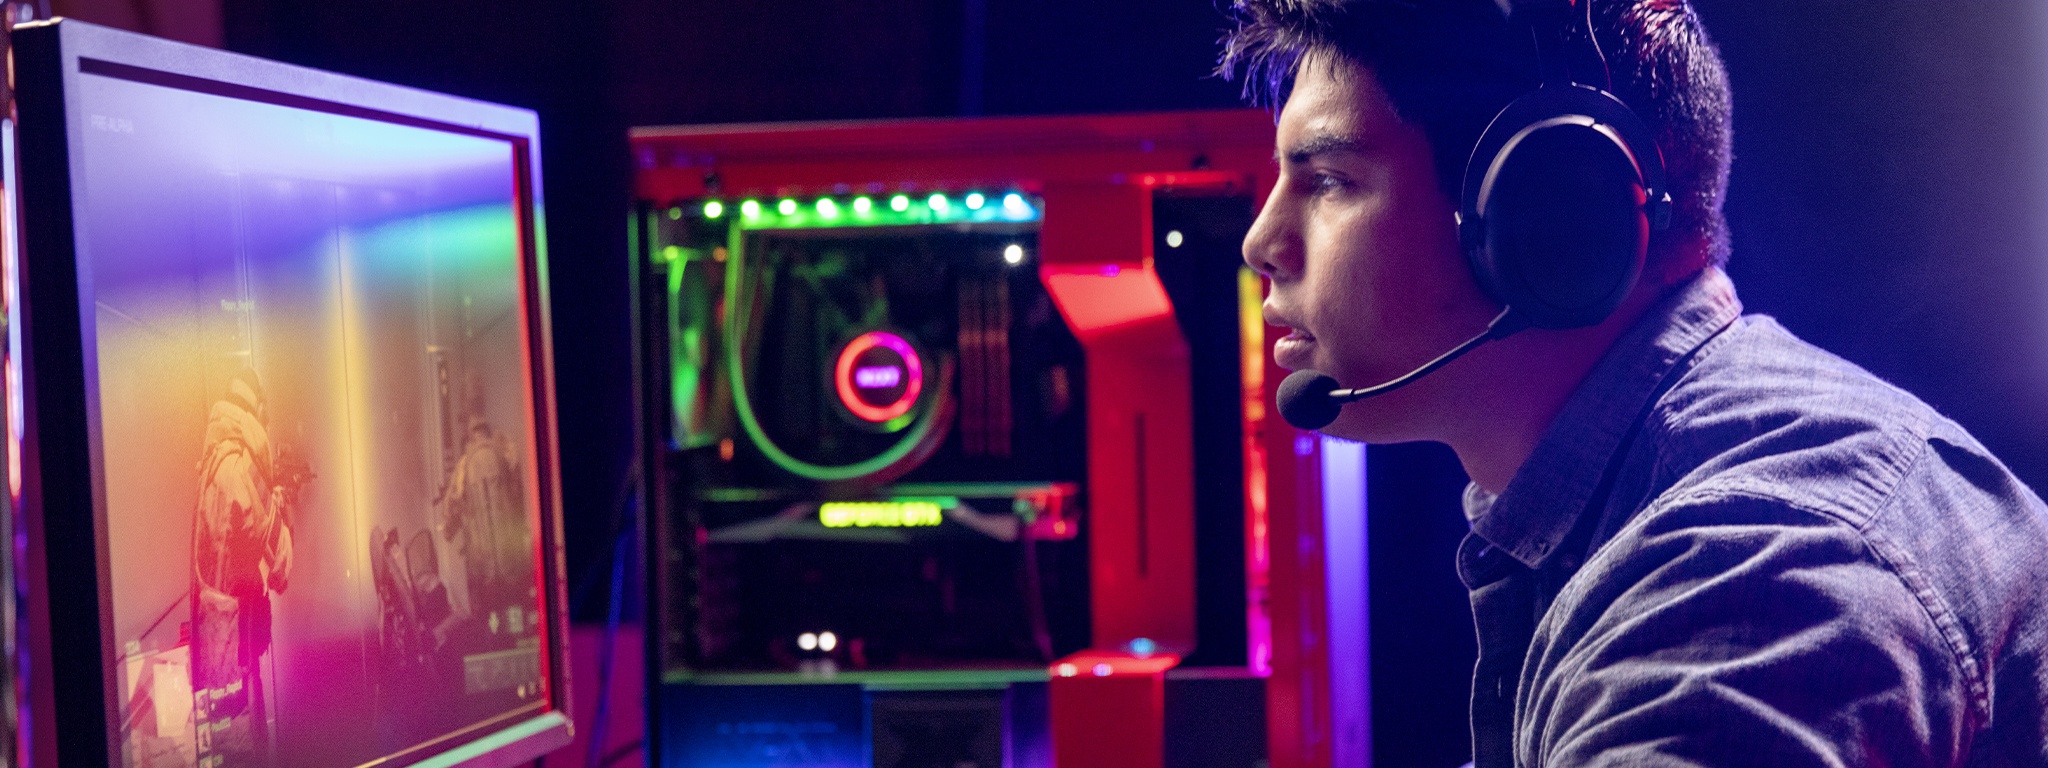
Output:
[1855, 447, 1995, 730]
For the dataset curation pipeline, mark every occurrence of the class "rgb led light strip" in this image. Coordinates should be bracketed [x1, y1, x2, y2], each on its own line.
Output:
[675, 191, 1041, 230]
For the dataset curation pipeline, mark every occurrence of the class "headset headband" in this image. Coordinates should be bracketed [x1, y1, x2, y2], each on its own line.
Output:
[1509, 0, 1611, 90]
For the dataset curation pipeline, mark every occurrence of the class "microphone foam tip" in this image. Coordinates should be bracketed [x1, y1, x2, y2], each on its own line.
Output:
[1277, 370, 1343, 430]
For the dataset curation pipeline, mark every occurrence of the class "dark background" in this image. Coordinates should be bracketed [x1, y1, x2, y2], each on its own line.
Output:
[213, 1, 2048, 765]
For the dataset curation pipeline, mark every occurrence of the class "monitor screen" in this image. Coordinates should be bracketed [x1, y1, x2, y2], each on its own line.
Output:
[11, 19, 569, 768]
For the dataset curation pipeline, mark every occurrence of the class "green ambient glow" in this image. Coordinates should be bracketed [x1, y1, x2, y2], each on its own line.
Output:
[741, 200, 762, 218]
[820, 501, 945, 528]
[350, 203, 517, 277]
[816, 198, 839, 218]
[667, 206, 683, 220]
[703, 200, 724, 219]
[778, 198, 799, 215]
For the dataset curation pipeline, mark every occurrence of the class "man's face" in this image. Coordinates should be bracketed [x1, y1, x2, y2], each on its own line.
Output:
[1243, 54, 1501, 442]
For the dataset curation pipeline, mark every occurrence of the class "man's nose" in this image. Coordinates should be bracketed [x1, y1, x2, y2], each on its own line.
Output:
[1242, 186, 1296, 280]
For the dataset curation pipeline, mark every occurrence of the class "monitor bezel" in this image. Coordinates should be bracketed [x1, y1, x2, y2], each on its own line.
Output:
[9, 17, 572, 768]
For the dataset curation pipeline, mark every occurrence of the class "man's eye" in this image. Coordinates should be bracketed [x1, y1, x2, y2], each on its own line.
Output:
[1309, 172, 1347, 193]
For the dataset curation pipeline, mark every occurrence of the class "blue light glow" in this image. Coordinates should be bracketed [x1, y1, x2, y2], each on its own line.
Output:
[1320, 435, 1371, 765]
[661, 684, 869, 768]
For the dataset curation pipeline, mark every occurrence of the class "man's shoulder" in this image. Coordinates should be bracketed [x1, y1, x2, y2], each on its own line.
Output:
[1635, 313, 2048, 577]
[1644, 314, 1958, 529]
[1601, 315, 2048, 741]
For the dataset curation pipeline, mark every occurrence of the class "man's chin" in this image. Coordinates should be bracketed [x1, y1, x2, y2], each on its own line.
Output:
[1312, 413, 1382, 444]
[1315, 396, 1433, 446]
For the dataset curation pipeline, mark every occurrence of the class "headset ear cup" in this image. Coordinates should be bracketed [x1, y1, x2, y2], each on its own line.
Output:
[1479, 123, 1645, 328]
[1461, 85, 1663, 330]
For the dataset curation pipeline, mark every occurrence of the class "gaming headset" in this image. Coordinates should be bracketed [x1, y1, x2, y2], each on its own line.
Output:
[1460, 0, 1672, 330]
[1277, 0, 1675, 430]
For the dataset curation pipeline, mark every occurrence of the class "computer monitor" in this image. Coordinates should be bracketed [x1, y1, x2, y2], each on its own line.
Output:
[8, 18, 570, 767]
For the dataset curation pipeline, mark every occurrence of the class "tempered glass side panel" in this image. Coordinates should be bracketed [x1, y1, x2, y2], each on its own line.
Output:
[645, 204, 1090, 677]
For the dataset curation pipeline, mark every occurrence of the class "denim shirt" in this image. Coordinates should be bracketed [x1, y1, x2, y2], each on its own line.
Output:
[1460, 269, 2048, 767]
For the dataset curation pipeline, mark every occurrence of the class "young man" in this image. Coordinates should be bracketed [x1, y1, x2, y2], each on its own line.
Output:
[1223, 1, 2048, 765]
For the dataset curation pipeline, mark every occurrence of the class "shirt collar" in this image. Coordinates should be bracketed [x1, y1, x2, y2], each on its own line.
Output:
[1469, 268, 1743, 568]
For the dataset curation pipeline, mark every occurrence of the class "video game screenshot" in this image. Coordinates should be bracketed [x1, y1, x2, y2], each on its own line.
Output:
[75, 66, 549, 767]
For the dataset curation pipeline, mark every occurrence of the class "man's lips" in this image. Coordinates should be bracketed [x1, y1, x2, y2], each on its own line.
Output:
[1273, 329, 1315, 370]
[1264, 302, 1315, 369]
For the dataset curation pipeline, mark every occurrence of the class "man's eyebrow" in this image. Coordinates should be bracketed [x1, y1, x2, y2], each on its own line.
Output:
[1280, 134, 1373, 164]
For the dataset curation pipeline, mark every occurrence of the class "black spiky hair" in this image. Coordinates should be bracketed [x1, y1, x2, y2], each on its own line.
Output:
[1218, 0, 1734, 277]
